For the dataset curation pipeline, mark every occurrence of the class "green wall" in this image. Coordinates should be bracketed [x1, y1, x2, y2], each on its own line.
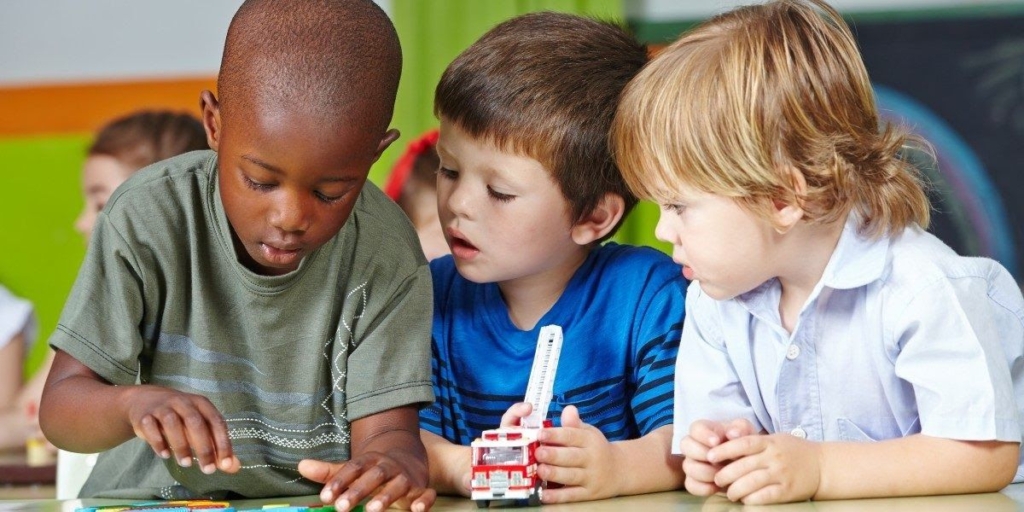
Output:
[1, 136, 90, 372]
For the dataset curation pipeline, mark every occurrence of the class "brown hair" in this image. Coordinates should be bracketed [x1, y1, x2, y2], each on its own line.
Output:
[435, 12, 647, 239]
[89, 110, 208, 170]
[612, 0, 931, 237]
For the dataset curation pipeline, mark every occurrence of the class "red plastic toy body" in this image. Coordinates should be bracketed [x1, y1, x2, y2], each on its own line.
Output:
[470, 420, 552, 508]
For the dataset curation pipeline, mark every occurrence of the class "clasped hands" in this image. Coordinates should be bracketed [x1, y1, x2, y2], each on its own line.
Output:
[680, 419, 823, 505]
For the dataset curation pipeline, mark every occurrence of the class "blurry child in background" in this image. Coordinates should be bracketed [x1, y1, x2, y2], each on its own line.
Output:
[0, 111, 206, 457]
[385, 129, 449, 261]
[612, 0, 1024, 504]
[421, 12, 686, 503]
[41, 0, 434, 509]
[0, 284, 39, 451]
[76, 110, 208, 238]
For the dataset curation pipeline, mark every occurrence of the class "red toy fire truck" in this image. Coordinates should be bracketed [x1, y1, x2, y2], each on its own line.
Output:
[470, 421, 552, 507]
[470, 325, 563, 508]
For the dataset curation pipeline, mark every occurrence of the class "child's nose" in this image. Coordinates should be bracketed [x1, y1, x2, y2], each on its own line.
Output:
[654, 212, 675, 244]
[270, 193, 312, 233]
[445, 182, 473, 219]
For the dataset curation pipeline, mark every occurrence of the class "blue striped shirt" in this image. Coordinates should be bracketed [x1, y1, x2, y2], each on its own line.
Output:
[421, 243, 685, 445]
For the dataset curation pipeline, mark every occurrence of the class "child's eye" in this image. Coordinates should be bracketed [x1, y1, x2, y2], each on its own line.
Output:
[662, 203, 686, 215]
[487, 187, 516, 203]
[244, 175, 274, 192]
[437, 167, 458, 180]
[315, 191, 344, 204]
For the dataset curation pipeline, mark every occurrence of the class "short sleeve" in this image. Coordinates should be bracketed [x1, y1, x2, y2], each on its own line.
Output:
[673, 282, 762, 454]
[48, 214, 146, 385]
[344, 262, 435, 421]
[630, 273, 685, 436]
[893, 269, 1023, 443]
[0, 285, 36, 349]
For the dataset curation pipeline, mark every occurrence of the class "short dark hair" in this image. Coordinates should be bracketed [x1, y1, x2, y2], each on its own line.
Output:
[435, 12, 647, 238]
[89, 110, 208, 170]
[219, 0, 401, 135]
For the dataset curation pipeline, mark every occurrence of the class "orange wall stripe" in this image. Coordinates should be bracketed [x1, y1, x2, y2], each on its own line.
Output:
[0, 77, 217, 137]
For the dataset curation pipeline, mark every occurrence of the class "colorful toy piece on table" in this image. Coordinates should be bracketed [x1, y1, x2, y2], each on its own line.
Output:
[75, 502, 359, 512]
[470, 326, 563, 508]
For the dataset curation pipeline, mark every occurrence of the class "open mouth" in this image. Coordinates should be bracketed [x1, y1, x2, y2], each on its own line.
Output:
[447, 228, 480, 259]
[260, 242, 303, 265]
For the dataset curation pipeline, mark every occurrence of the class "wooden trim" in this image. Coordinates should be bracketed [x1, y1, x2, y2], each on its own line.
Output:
[0, 77, 216, 137]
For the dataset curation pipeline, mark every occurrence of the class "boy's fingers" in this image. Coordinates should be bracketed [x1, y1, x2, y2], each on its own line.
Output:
[220, 455, 241, 474]
[136, 415, 170, 459]
[409, 487, 436, 512]
[726, 418, 757, 439]
[298, 459, 334, 483]
[690, 420, 726, 447]
[708, 435, 763, 464]
[301, 458, 356, 503]
[537, 462, 582, 487]
[681, 457, 718, 484]
[535, 445, 585, 467]
[725, 468, 774, 504]
[193, 400, 234, 470]
[539, 427, 585, 448]
[156, 412, 193, 467]
[180, 411, 218, 474]
[714, 453, 760, 488]
[499, 402, 532, 428]
[684, 475, 723, 497]
[559, 405, 583, 428]
[679, 435, 711, 460]
[539, 485, 589, 504]
[365, 473, 411, 512]
[336, 465, 391, 512]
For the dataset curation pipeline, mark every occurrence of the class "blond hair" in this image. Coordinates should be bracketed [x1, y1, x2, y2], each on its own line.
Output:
[611, 0, 930, 237]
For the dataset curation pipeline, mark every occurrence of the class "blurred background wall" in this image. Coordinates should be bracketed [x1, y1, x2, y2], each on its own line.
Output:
[2, 0, 1022, 376]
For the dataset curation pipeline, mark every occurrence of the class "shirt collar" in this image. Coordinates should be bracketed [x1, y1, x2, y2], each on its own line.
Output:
[735, 213, 889, 322]
[819, 212, 890, 290]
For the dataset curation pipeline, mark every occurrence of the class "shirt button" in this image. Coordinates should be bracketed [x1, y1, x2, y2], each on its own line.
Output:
[791, 427, 807, 439]
[786, 344, 800, 360]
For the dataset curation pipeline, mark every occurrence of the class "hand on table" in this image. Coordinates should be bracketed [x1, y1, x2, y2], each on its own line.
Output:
[680, 419, 757, 497]
[299, 455, 436, 512]
[707, 431, 821, 504]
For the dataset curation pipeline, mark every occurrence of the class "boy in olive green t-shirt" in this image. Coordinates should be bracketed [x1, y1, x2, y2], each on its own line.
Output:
[39, 1, 435, 511]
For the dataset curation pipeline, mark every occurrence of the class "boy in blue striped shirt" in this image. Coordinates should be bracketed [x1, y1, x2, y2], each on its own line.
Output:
[419, 12, 687, 503]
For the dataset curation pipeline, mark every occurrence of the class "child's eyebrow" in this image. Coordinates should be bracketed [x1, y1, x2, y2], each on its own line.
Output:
[241, 154, 284, 174]
[240, 154, 356, 183]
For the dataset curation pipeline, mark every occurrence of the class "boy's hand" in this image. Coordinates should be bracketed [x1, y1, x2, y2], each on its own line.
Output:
[533, 405, 620, 502]
[680, 419, 756, 497]
[124, 385, 240, 475]
[707, 432, 821, 504]
[498, 401, 533, 427]
[299, 457, 436, 512]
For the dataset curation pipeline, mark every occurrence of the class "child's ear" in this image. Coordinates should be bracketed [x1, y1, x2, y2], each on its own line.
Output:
[771, 167, 807, 234]
[372, 129, 401, 163]
[199, 90, 222, 151]
[570, 193, 625, 246]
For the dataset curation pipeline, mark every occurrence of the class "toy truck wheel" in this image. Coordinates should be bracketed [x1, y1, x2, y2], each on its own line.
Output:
[475, 500, 489, 509]
[527, 481, 543, 507]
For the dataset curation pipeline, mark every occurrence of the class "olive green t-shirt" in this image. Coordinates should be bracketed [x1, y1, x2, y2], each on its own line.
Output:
[50, 150, 434, 498]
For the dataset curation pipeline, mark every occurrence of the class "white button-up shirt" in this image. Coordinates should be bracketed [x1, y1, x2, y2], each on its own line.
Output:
[673, 216, 1024, 481]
